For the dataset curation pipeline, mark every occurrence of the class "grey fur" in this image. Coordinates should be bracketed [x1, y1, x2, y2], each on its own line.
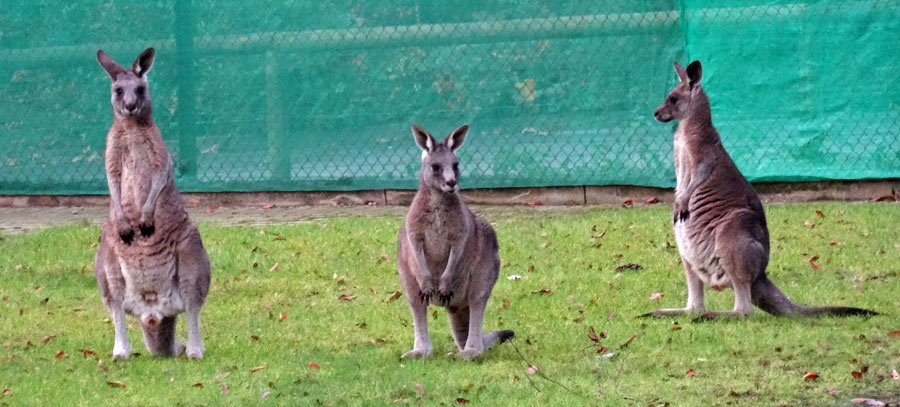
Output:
[93, 48, 211, 360]
[397, 124, 514, 360]
[647, 60, 876, 319]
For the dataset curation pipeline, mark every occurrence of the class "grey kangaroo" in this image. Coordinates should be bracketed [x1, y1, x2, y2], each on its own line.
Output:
[647, 60, 875, 318]
[397, 124, 514, 359]
[94, 48, 211, 359]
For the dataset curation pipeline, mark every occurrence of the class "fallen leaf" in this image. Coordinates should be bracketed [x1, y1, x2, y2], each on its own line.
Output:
[456, 398, 470, 404]
[803, 372, 819, 381]
[526, 201, 542, 207]
[307, 362, 321, 369]
[829, 240, 836, 245]
[622, 199, 634, 208]
[55, 350, 67, 359]
[671, 326, 682, 331]
[851, 399, 887, 407]
[269, 262, 279, 272]
[249, 363, 267, 372]
[1, 296, 7, 301]
[827, 386, 836, 396]
[587, 326, 602, 343]
[278, 313, 287, 321]
[893, 369, 899, 380]
[808, 255, 821, 270]
[106, 381, 126, 388]
[685, 369, 695, 377]
[35, 286, 43, 291]
[646, 197, 659, 204]
[261, 391, 270, 398]
[251, 335, 259, 341]
[619, 334, 636, 349]
[615, 263, 642, 272]
[386, 291, 403, 302]
[1, 389, 9, 396]
[887, 330, 900, 338]
[222, 383, 228, 395]
[262, 204, 276, 209]
[851, 370, 863, 379]
[339, 294, 357, 301]
[192, 382, 203, 388]
[78, 349, 95, 358]
[815, 210, 825, 218]
[40, 335, 56, 343]
[526, 365, 538, 374]
[649, 293, 664, 300]
[532, 289, 553, 295]
[98, 359, 108, 372]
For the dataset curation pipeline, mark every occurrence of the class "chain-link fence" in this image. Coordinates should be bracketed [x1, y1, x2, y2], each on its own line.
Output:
[2, 1, 899, 195]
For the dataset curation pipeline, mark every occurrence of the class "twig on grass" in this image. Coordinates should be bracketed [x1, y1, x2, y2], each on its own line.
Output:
[510, 339, 577, 395]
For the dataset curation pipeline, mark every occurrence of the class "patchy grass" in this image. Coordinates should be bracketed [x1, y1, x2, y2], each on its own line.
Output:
[0, 202, 898, 406]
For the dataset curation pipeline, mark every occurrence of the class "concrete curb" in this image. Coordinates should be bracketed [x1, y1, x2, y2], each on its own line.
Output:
[0, 180, 897, 208]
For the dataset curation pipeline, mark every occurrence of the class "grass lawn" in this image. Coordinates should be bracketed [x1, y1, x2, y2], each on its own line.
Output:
[0, 202, 898, 406]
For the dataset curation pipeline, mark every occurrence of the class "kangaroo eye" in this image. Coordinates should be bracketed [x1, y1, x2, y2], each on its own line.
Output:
[135, 86, 145, 96]
[114, 88, 123, 96]
[431, 164, 440, 172]
[668, 96, 677, 105]
[452, 163, 459, 172]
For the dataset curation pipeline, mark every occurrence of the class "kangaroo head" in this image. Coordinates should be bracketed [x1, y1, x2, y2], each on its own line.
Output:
[654, 60, 702, 123]
[411, 124, 468, 194]
[97, 47, 155, 119]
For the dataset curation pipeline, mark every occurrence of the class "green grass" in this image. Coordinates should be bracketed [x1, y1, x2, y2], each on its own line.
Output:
[0, 203, 898, 406]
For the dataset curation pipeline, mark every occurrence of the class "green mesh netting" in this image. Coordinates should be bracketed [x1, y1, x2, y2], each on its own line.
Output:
[1, 1, 898, 194]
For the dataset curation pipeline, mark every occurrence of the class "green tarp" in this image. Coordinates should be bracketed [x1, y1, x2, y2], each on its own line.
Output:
[1, 1, 898, 194]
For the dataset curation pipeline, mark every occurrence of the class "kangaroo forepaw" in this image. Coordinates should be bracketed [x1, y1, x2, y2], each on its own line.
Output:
[118, 226, 134, 245]
[138, 220, 155, 237]
[418, 289, 435, 304]
[438, 291, 453, 306]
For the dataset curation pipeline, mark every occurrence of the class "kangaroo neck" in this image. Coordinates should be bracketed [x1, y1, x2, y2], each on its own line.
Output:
[113, 109, 155, 129]
[675, 87, 720, 148]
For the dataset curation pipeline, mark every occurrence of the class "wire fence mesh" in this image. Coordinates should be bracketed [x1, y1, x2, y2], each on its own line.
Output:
[1, 1, 899, 195]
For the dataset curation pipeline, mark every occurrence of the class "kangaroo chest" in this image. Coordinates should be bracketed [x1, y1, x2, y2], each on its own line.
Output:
[118, 136, 156, 218]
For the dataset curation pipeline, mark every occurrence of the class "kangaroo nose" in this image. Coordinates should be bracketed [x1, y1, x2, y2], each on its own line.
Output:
[125, 103, 137, 112]
[446, 179, 457, 188]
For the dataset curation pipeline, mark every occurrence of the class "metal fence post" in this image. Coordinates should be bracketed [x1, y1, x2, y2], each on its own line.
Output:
[174, 0, 199, 187]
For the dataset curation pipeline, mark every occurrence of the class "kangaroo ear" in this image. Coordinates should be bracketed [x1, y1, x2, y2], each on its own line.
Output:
[445, 124, 469, 152]
[97, 50, 125, 81]
[132, 47, 155, 77]
[686, 60, 702, 89]
[673, 61, 688, 84]
[411, 124, 435, 153]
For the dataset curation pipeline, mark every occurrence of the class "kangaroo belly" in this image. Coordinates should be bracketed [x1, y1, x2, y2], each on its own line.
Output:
[118, 250, 184, 317]
[674, 221, 729, 289]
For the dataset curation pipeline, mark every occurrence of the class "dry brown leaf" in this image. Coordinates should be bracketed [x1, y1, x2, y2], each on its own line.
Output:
[78, 349, 95, 358]
[532, 289, 553, 295]
[222, 383, 229, 395]
[278, 313, 287, 321]
[262, 204, 276, 209]
[1, 389, 9, 396]
[339, 294, 357, 301]
[803, 372, 819, 381]
[619, 334, 636, 349]
[646, 197, 660, 204]
[269, 262, 279, 272]
[249, 363, 267, 372]
[851, 370, 863, 379]
[192, 382, 203, 388]
[815, 210, 825, 218]
[456, 398, 470, 404]
[307, 362, 321, 369]
[98, 359, 109, 372]
[386, 291, 403, 302]
[685, 369, 695, 377]
[106, 381, 126, 388]
[55, 350, 67, 359]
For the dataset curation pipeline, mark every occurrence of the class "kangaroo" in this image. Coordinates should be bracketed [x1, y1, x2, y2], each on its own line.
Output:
[647, 60, 876, 318]
[397, 124, 514, 359]
[94, 48, 211, 359]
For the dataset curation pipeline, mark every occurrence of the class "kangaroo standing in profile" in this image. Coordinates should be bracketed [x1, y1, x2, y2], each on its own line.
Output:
[94, 48, 211, 359]
[397, 124, 514, 359]
[647, 60, 875, 318]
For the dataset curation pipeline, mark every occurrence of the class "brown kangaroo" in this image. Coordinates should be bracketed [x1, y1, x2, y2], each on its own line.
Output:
[647, 60, 876, 318]
[397, 124, 514, 359]
[94, 48, 211, 359]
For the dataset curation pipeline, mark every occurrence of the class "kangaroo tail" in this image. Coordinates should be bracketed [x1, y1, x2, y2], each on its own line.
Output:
[751, 275, 877, 317]
[481, 330, 515, 349]
[141, 315, 183, 356]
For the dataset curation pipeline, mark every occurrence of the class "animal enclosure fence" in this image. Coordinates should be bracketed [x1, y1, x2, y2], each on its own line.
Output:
[1, 1, 899, 194]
